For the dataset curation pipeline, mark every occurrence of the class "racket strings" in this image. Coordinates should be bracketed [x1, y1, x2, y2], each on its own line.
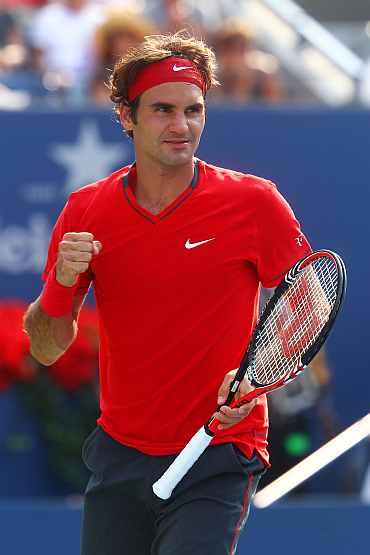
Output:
[250, 258, 338, 386]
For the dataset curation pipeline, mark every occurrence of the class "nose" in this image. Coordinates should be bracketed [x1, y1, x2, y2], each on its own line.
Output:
[167, 112, 189, 135]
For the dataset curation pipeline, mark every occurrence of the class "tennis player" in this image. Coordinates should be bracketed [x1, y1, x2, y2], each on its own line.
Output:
[24, 32, 311, 555]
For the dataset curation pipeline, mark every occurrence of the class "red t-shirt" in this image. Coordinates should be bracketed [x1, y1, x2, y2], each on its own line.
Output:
[43, 159, 311, 464]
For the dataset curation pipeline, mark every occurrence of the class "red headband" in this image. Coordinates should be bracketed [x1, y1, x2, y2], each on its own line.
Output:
[127, 56, 206, 102]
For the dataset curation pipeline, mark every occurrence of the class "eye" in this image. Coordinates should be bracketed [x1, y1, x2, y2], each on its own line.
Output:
[186, 106, 203, 115]
[155, 106, 171, 113]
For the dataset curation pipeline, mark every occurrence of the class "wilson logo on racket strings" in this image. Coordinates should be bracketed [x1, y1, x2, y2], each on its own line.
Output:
[279, 275, 322, 358]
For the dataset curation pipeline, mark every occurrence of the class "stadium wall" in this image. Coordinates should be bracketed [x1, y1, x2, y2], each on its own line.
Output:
[0, 500, 368, 555]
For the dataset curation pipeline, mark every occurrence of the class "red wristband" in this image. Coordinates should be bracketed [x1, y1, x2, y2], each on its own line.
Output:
[39, 266, 78, 317]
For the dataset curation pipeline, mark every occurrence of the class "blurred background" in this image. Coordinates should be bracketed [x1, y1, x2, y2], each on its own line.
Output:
[0, 1, 369, 554]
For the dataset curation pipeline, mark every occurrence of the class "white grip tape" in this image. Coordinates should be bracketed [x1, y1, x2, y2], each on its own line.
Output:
[152, 426, 212, 499]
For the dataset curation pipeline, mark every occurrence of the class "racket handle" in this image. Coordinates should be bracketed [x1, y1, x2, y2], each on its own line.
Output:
[152, 426, 213, 500]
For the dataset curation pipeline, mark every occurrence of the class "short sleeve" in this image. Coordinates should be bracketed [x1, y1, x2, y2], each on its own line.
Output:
[255, 182, 311, 288]
[42, 199, 92, 298]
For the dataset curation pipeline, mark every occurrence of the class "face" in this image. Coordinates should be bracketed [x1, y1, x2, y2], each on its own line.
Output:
[121, 82, 206, 167]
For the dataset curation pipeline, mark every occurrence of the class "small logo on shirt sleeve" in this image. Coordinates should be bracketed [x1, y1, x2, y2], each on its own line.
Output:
[295, 235, 304, 246]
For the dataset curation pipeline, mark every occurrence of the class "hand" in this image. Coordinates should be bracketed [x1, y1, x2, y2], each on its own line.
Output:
[215, 369, 257, 430]
[56, 232, 102, 287]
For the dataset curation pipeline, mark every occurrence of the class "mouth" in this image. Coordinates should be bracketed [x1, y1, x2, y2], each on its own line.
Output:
[163, 139, 191, 144]
[162, 139, 191, 149]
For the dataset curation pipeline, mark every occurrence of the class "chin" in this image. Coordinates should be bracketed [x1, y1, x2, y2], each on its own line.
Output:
[161, 151, 194, 166]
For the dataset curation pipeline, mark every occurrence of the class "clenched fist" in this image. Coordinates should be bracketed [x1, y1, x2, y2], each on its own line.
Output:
[56, 232, 102, 287]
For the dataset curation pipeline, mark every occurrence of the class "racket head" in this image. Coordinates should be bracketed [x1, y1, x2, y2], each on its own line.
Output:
[239, 250, 347, 391]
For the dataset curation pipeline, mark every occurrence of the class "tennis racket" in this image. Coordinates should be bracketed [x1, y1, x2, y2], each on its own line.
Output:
[152, 249, 346, 499]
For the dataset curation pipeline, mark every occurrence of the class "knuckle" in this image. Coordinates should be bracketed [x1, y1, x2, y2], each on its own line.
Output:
[76, 252, 90, 262]
[63, 231, 93, 241]
[85, 242, 94, 252]
[83, 252, 92, 263]
[76, 240, 91, 251]
[80, 232, 94, 242]
[59, 240, 68, 250]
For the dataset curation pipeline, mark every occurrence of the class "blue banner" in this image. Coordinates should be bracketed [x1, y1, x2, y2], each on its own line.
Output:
[1, 107, 369, 425]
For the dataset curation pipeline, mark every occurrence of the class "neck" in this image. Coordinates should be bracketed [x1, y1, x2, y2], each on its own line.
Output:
[134, 156, 195, 214]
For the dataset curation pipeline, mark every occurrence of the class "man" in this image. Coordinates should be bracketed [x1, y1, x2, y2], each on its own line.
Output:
[27, 0, 102, 98]
[24, 32, 311, 555]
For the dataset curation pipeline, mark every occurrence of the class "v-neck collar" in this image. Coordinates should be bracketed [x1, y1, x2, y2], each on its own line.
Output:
[122, 159, 200, 224]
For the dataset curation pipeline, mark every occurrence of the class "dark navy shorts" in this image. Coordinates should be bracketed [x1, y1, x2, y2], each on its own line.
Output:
[81, 426, 266, 555]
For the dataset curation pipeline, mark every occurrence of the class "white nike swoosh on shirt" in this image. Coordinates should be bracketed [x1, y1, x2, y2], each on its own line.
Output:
[173, 64, 193, 72]
[185, 238, 215, 250]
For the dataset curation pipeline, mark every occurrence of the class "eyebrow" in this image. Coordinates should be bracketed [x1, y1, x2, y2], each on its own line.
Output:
[149, 102, 204, 110]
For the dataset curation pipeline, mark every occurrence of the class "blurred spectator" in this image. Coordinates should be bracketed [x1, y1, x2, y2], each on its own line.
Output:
[89, 7, 156, 106]
[144, 0, 206, 37]
[0, 7, 25, 64]
[91, 0, 145, 10]
[26, 0, 104, 102]
[0, 10, 18, 48]
[209, 18, 284, 105]
[0, 7, 51, 104]
[144, 0, 242, 35]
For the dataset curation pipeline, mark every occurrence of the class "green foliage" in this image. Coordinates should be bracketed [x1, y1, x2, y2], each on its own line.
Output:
[16, 372, 99, 492]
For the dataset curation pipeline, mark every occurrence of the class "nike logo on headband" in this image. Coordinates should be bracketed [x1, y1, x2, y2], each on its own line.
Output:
[173, 64, 193, 72]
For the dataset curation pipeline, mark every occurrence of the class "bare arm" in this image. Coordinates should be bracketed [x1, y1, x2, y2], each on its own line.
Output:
[24, 231, 102, 366]
[23, 294, 85, 366]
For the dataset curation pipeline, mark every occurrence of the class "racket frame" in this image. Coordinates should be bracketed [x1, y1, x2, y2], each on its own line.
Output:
[207, 250, 346, 430]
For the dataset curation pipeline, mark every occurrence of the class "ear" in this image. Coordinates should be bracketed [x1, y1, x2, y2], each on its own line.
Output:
[120, 104, 134, 133]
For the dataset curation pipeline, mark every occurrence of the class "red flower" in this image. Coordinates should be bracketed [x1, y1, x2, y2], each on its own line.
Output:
[0, 301, 33, 390]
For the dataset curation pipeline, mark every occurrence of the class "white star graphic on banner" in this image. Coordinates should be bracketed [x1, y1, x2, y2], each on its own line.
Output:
[50, 120, 127, 194]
